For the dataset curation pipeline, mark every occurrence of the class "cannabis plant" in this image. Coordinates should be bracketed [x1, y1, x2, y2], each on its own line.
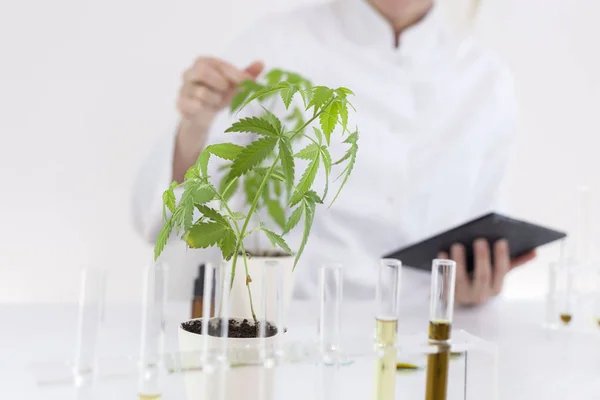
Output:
[154, 69, 359, 321]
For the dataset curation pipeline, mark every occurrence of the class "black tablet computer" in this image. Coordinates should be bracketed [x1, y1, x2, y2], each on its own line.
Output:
[383, 212, 566, 273]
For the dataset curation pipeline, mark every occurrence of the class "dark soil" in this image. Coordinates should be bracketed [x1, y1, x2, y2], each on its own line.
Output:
[243, 249, 291, 258]
[182, 318, 278, 338]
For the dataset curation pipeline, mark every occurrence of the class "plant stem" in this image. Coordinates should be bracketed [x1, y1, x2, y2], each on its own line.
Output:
[290, 98, 335, 140]
[239, 241, 257, 322]
[232, 98, 335, 325]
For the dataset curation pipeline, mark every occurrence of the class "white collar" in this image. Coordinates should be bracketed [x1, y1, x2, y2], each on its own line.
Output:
[335, 0, 444, 59]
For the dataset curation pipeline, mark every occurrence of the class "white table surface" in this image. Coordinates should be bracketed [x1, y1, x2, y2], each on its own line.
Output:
[2, 297, 600, 399]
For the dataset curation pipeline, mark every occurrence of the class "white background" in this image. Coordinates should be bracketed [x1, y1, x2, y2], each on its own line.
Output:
[1, 0, 599, 304]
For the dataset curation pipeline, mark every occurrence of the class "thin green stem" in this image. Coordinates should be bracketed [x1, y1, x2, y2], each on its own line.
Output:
[239, 240, 257, 322]
[300, 133, 320, 146]
[290, 98, 335, 141]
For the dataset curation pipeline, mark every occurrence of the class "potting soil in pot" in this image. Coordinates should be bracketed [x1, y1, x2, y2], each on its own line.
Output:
[181, 318, 278, 338]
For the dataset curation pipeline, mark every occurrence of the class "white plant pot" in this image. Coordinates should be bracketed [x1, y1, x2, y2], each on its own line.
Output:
[178, 318, 279, 400]
[227, 254, 295, 324]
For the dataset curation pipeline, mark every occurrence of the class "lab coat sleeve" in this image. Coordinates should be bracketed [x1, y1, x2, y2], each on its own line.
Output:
[471, 68, 519, 215]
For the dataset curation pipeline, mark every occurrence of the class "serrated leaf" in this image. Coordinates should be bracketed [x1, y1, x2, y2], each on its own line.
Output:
[333, 131, 359, 165]
[174, 195, 195, 232]
[305, 190, 323, 204]
[289, 153, 320, 206]
[154, 218, 174, 260]
[265, 69, 284, 85]
[287, 72, 311, 87]
[192, 186, 215, 204]
[307, 86, 333, 114]
[293, 200, 316, 270]
[338, 99, 349, 132]
[226, 116, 280, 137]
[335, 87, 355, 97]
[279, 138, 295, 195]
[195, 205, 229, 226]
[260, 107, 283, 135]
[320, 101, 339, 145]
[184, 222, 229, 249]
[185, 166, 201, 181]
[320, 146, 332, 199]
[232, 212, 246, 220]
[238, 86, 284, 111]
[231, 137, 278, 177]
[283, 206, 303, 234]
[219, 229, 237, 261]
[330, 134, 358, 206]
[267, 199, 286, 230]
[294, 143, 320, 160]
[312, 127, 323, 144]
[230, 80, 264, 112]
[163, 182, 177, 214]
[196, 151, 211, 177]
[298, 89, 313, 109]
[262, 228, 292, 254]
[207, 143, 244, 160]
[279, 82, 298, 109]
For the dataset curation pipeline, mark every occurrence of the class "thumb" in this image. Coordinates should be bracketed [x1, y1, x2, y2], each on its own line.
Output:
[244, 61, 265, 79]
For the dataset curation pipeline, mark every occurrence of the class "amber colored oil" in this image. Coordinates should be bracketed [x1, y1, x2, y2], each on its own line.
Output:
[374, 318, 398, 400]
[560, 313, 572, 325]
[425, 320, 452, 400]
[192, 297, 215, 320]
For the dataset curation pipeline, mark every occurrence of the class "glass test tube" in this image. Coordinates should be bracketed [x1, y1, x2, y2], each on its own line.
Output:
[258, 260, 285, 363]
[257, 260, 285, 400]
[424, 259, 456, 400]
[73, 267, 107, 388]
[316, 264, 343, 400]
[201, 263, 215, 366]
[558, 244, 575, 325]
[595, 271, 600, 329]
[138, 262, 168, 400]
[213, 262, 231, 400]
[574, 185, 593, 266]
[544, 262, 559, 329]
[373, 259, 402, 400]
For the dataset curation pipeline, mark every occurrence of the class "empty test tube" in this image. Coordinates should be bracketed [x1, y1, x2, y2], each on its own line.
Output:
[138, 262, 168, 400]
[74, 267, 107, 390]
[316, 264, 343, 400]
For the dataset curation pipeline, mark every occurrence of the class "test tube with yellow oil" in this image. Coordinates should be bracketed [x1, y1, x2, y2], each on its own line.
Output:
[373, 259, 402, 400]
[424, 259, 456, 400]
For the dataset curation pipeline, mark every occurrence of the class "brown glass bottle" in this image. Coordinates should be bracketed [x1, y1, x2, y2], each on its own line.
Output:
[191, 264, 215, 319]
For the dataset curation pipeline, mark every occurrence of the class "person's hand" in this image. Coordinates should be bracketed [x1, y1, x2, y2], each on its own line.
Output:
[438, 239, 536, 306]
[173, 57, 264, 182]
[177, 57, 264, 126]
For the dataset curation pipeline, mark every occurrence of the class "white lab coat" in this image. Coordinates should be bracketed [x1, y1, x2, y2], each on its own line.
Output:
[132, 0, 517, 301]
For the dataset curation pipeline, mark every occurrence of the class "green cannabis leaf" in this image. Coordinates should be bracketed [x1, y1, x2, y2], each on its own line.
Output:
[226, 116, 280, 137]
[184, 222, 229, 249]
[231, 137, 278, 177]
[153, 68, 359, 324]
[262, 228, 292, 254]
[290, 152, 320, 207]
[283, 206, 303, 234]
